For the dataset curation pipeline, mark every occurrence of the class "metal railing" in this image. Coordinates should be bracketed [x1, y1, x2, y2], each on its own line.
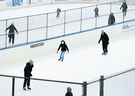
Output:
[0, 1, 135, 50]
[1, 67, 135, 96]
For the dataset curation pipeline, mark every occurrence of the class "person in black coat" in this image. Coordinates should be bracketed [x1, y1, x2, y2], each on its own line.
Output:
[108, 13, 115, 25]
[23, 60, 34, 90]
[65, 87, 73, 96]
[94, 6, 99, 17]
[98, 30, 109, 55]
[5, 23, 18, 45]
[120, 1, 128, 16]
[57, 40, 69, 62]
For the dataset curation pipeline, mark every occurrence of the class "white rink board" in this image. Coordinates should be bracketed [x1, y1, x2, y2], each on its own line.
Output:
[0, 21, 135, 68]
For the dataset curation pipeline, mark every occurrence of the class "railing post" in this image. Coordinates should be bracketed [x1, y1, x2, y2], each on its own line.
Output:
[12, 77, 15, 96]
[82, 81, 87, 96]
[27, 16, 29, 44]
[46, 13, 48, 39]
[110, 3, 112, 14]
[95, 5, 97, 28]
[64, 10, 66, 35]
[100, 75, 104, 96]
[5, 19, 7, 48]
[80, 7, 82, 32]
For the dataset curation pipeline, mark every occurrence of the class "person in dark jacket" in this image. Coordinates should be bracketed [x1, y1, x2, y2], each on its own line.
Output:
[5, 23, 18, 45]
[57, 40, 69, 62]
[23, 60, 34, 90]
[120, 1, 128, 16]
[65, 87, 73, 96]
[94, 6, 99, 17]
[98, 30, 109, 55]
[108, 13, 115, 25]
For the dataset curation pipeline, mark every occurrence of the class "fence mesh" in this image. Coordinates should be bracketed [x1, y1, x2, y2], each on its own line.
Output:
[0, 76, 12, 96]
[104, 69, 135, 96]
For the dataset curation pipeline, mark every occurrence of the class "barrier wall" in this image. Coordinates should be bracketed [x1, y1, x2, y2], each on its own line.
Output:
[0, 20, 135, 68]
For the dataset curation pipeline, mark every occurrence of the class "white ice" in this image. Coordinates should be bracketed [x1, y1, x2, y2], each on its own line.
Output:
[0, 3, 135, 96]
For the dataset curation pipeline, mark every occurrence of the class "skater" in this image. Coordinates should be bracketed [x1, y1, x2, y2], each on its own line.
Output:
[65, 87, 73, 96]
[56, 7, 61, 18]
[94, 6, 99, 17]
[23, 60, 34, 90]
[98, 30, 109, 55]
[108, 13, 115, 25]
[120, 1, 128, 16]
[5, 22, 18, 45]
[57, 40, 69, 62]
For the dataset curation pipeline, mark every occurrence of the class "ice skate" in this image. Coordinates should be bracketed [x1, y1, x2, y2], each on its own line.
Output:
[58, 58, 61, 61]
[61, 58, 63, 62]
[23, 87, 26, 90]
[27, 86, 31, 90]
[102, 53, 105, 55]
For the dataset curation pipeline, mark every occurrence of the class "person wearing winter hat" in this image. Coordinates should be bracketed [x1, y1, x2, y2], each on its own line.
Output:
[65, 87, 73, 96]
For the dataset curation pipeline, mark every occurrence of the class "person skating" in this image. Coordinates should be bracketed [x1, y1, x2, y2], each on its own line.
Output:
[5, 23, 18, 45]
[108, 13, 115, 25]
[94, 6, 99, 17]
[98, 30, 109, 55]
[23, 60, 34, 90]
[56, 7, 61, 18]
[120, 1, 128, 16]
[57, 40, 69, 62]
[65, 87, 73, 96]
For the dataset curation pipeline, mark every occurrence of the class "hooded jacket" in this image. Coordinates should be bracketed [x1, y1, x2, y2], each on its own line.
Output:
[57, 41, 69, 51]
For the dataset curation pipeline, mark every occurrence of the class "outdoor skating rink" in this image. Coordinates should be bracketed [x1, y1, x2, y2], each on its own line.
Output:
[0, 3, 135, 96]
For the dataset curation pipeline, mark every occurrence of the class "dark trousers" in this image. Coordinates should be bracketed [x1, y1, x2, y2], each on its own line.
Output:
[102, 43, 108, 53]
[95, 12, 99, 17]
[123, 10, 127, 16]
[23, 76, 30, 87]
[9, 36, 14, 44]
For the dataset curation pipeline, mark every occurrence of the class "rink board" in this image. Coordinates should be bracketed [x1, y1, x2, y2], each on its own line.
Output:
[0, 20, 135, 67]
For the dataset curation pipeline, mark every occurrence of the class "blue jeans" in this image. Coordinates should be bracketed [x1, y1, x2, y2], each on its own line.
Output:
[60, 51, 66, 59]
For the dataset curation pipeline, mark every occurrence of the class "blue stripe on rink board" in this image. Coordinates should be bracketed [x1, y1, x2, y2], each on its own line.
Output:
[0, 19, 135, 51]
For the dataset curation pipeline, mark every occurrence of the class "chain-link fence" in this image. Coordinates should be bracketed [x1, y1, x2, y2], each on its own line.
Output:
[87, 67, 135, 96]
[0, 75, 84, 96]
[0, 1, 135, 49]
[1, 67, 135, 96]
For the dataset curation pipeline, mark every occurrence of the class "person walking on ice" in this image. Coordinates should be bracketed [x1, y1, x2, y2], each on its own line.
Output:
[120, 0, 128, 16]
[23, 60, 34, 90]
[57, 40, 69, 62]
[56, 7, 61, 18]
[5, 22, 18, 45]
[98, 30, 109, 55]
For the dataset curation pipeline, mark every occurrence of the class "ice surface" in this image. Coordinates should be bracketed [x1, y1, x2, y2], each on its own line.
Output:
[0, 4, 135, 96]
[0, 33, 135, 82]
[0, 32, 135, 96]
